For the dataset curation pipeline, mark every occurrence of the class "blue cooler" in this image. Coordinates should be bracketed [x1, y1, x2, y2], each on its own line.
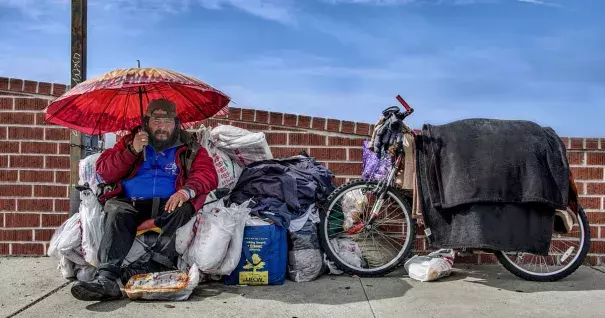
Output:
[225, 222, 287, 286]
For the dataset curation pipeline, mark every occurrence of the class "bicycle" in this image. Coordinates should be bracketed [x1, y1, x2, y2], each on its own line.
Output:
[318, 96, 590, 281]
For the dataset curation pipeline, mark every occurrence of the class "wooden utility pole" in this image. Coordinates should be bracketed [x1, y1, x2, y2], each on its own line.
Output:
[69, 0, 93, 215]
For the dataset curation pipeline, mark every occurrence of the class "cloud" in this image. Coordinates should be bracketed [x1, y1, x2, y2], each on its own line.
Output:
[517, 0, 562, 7]
[197, 0, 296, 24]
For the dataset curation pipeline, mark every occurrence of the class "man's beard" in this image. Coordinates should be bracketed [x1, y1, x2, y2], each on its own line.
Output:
[148, 128, 177, 151]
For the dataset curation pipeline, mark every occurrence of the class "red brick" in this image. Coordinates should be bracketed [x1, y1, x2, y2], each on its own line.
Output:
[270, 147, 308, 158]
[42, 213, 68, 227]
[0, 77, 8, 90]
[0, 199, 16, 211]
[579, 197, 601, 210]
[265, 132, 287, 145]
[35, 229, 55, 241]
[355, 123, 371, 136]
[309, 148, 347, 161]
[5, 213, 40, 227]
[333, 177, 347, 186]
[9, 155, 43, 168]
[311, 118, 326, 131]
[456, 254, 480, 264]
[271, 126, 303, 132]
[20, 170, 53, 182]
[34, 185, 67, 198]
[570, 138, 583, 150]
[585, 138, 599, 150]
[0, 243, 8, 255]
[0, 170, 18, 181]
[241, 109, 255, 122]
[255, 110, 269, 124]
[14, 98, 47, 111]
[560, 137, 569, 148]
[9, 78, 23, 91]
[591, 226, 599, 239]
[591, 241, 605, 254]
[0, 185, 32, 197]
[11, 243, 44, 255]
[284, 114, 297, 127]
[228, 107, 241, 120]
[0, 97, 12, 110]
[0, 112, 35, 125]
[341, 121, 355, 134]
[45, 156, 69, 169]
[0, 155, 7, 168]
[327, 119, 341, 132]
[269, 112, 283, 126]
[54, 199, 70, 212]
[8, 127, 44, 140]
[58, 143, 70, 154]
[21, 142, 58, 154]
[329, 162, 362, 175]
[51, 84, 67, 97]
[35, 113, 50, 125]
[567, 152, 584, 165]
[228, 121, 269, 131]
[38, 82, 51, 95]
[0, 229, 33, 241]
[587, 212, 605, 224]
[571, 167, 603, 180]
[0, 141, 19, 153]
[349, 148, 363, 161]
[45, 128, 69, 140]
[587, 153, 605, 166]
[584, 255, 600, 266]
[328, 137, 364, 147]
[0, 127, 5, 139]
[297, 116, 311, 129]
[55, 171, 70, 184]
[587, 183, 605, 195]
[289, 133, 309, 145]
[18, 199, 53, 212]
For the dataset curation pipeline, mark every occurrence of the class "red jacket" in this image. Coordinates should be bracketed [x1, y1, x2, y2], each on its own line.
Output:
[96, 129, 218, 211]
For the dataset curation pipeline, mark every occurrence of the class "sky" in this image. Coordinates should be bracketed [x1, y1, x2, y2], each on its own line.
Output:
[0, 0, 603, 136]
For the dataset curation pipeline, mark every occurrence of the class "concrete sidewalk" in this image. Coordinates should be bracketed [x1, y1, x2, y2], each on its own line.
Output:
[1, 257, 604, 318]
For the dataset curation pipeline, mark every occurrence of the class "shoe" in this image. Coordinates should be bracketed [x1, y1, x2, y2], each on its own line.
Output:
[120, 259, 166, 285]
[71, 276, 122, 301]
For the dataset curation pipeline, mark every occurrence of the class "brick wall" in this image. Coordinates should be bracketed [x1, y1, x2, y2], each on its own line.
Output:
[1, 76, 604, 266]
[0, 95, 71, 256]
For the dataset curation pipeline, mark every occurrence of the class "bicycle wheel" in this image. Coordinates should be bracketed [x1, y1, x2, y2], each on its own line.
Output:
[495, 205, 591, 282]
[319, 179, 416, 277]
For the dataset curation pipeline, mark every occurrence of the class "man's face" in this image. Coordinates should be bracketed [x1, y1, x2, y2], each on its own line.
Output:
[148, 111, 176, 142]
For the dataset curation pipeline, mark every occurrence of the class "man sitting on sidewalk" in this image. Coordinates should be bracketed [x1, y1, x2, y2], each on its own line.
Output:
[71, 98, 218, 301]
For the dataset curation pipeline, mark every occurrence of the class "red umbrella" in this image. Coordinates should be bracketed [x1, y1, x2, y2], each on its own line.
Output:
[45, 67, 230, 135]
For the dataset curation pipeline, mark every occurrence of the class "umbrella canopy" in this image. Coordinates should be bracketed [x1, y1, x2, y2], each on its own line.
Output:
[45, 67, 230, 135]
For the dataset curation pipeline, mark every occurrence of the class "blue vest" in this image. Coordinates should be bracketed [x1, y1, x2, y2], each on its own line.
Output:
[122, 145, 180, 200]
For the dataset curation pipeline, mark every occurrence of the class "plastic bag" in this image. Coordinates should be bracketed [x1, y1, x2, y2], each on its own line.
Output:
[79, 190, 104, 267]
[341, 190, 368, 231]
[323, 253, 343, 275]
[48, 213, 87, 267]
[182, 200, 251, 272]
[331, 238, 366, 268]
[78, 153, 102, 195]
[362, 140, 392, 181]
[404, 249, 455, 282]
[288, 220, 323, 282]
[210, 125, 273, 166]
[197, 126, 243, 189]
[125, 264, 200, 301]
[205, 206, 251, 276]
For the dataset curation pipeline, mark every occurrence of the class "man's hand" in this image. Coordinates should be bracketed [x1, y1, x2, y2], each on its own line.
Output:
[132, 131, 149, 153]
[165, 190, 189, 213]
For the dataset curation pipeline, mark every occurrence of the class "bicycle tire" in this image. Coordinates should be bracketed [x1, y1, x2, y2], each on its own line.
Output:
[319, 179, 416, 277]
[495, 205, 591, 282]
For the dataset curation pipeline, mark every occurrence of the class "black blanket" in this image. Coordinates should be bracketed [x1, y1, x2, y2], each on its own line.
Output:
[416, 119, 569, 255]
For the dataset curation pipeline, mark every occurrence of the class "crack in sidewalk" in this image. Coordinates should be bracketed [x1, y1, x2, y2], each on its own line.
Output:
[590, 266, 605, 275]
[358, 278, 377, 318]
[6, 281, 71, 318]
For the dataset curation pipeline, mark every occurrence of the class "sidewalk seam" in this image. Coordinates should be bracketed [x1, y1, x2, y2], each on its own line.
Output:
[6, 281, 71, 318]
[358, 278, 377, 318]
[590, 266, 605, 274]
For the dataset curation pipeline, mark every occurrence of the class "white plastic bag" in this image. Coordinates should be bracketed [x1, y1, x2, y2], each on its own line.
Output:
[125, 264, 200, 301]
[79, 190, 104, 267]
[331, 238, 366, 268]
[48, 213, 87, 267]
[210, 125, 273, 166]
[78, 153, 102, 195]
[197, 125, 243, 189]
[183, 199, 251, 272]
[404, 249, 455, 282]
[204, 206, 251, 276]
[342, 190, 367, 231]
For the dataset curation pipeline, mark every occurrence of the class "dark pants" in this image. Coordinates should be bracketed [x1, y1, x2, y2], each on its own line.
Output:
[97, 198, 196, 279]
